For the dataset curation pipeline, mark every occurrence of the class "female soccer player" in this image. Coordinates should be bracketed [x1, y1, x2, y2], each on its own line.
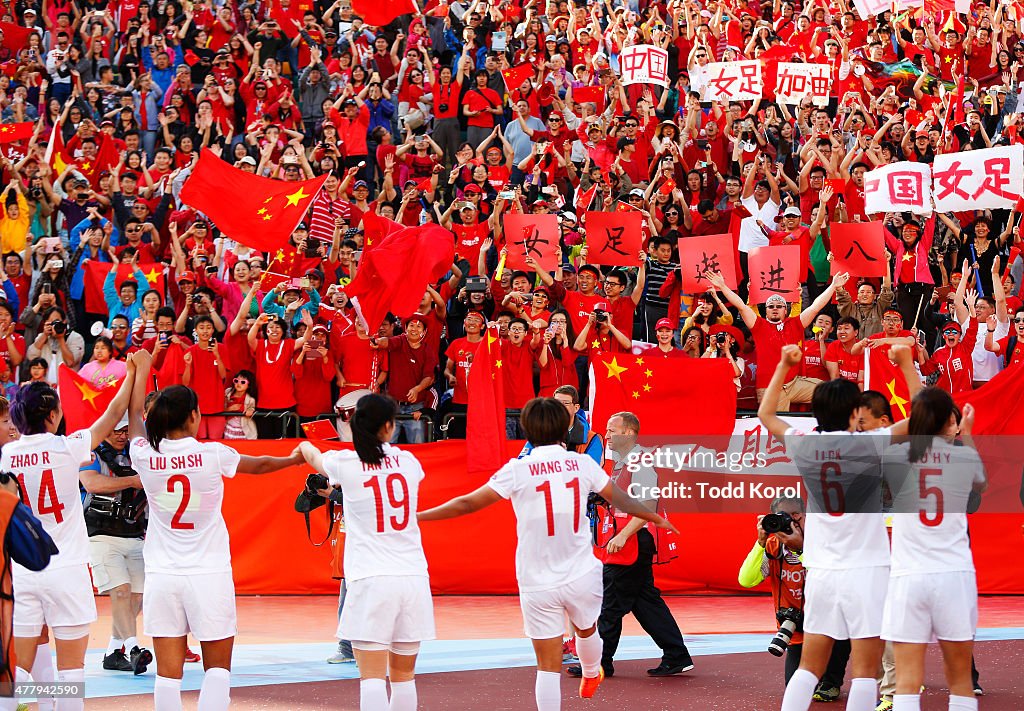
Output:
[418, 397, 678, 711]
[127, 374, 303, 711]
[882, 389, 986, 711]
[298, 394, 433, 711]
[0, 353, 144, 711]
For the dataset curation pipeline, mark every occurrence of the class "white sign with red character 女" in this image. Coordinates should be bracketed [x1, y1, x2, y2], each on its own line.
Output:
[619, 44, 669, 88]
[701, 61, 764, 102]
[931, 144, 1024, 213]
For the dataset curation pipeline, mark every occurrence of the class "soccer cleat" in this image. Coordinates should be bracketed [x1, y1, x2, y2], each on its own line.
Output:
[130, 646, 153, 676]
[184, 647, 201, 663]
[102, 648, 133, 672]
[326, 648, 356, 664]
[812, 684, 840, 702]
[566, 664, 613, 678]
[875, 700, 893, 711]
[578, 666, 604, 699]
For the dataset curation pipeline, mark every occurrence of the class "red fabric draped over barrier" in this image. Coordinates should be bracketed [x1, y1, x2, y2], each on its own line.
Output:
[224, 440, 1024, 595]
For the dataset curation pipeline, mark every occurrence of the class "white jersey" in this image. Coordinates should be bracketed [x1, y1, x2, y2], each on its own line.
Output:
[1, 430, 92, 573]
[784, 427, 891, 570]
[322, 444, 428, 582]
[885, 439, 985, 576]
[487, 444, 610, 593]
[129, 436, 240, 575]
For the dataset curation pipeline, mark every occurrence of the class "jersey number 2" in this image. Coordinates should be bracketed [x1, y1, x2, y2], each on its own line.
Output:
[168, 474, 194, 530]
[536, 478, 580, 537]
[364, 474, 410, 533]
[18, 469, 65, 523]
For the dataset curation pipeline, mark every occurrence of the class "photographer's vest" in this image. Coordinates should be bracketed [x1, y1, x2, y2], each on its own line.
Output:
[83, 444, 147, 539]
[0, 491, 18, 693]
[765, 537, 805, 646]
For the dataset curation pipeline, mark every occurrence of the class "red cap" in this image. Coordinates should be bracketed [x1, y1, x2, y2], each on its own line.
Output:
[405, 313, 429, 330]
[655, 318, 674, 331]
[941, 321, 962, 335]
[177, 270, 197, 283]
[463, 184, 483, 194]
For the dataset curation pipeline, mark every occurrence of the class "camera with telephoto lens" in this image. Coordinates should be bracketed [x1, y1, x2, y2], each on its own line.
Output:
[593, 309, 608, 323]
[306, 473, 329, 494]
[761, 511, 794, 535]
[769, 607, 803, 657]
[716, 332, 727, 344]
[51, 321, 67, 335]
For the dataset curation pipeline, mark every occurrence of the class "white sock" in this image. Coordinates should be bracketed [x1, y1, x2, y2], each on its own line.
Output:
[534, 670, 561, 711]
[124, 636, 139, 652]
[780, 668, 818, 711]
[388, 679, 417, 711]
[848, 677, 878, 711]
[948, 695, 978, 711]
[197, 667, 231, 711]
[360, 678, 388, 711]
[32, 644, 55, 711]
[893, 694, 921, 711]
[574, 632, 603, 678]
[55, 668, 83, 711]
[154, 675, 182, 711]
[105, 637, 124, 655]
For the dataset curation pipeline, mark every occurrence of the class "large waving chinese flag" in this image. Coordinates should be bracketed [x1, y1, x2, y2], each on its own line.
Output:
[0, 122, 33, 144]
[590, 352, 736, 449]
[180, 149, 328, 253]
[0, 22, 36, 52]
[57, 365, 124, 432]
[467, 327, 507, 479]
[863, 347, 912, 422]
[346, 223, 455, 332]
[83, 262, 166, 315]
[351, 0, 416, 26]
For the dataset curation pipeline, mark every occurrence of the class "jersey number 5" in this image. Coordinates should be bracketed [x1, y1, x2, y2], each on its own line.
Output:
[918, 468, 944, 527]
[364, 474, 410, 533]
[536, 478, 581, 537]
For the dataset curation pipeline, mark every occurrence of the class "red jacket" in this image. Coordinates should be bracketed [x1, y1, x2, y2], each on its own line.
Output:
[329, 103, 370, 157]
[921, 323, 978, 393]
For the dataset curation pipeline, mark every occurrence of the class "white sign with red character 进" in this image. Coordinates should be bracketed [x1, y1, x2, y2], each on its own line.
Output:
[774, 62, 831, 107]
[619, 44, 669, 88]
[701, 61, 764, 102]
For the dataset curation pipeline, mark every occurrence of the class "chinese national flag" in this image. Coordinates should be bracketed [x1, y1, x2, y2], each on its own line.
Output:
[466, 327, 507, 479]
[501, 213, 559, 272]
[180, 149, 328, 253]
[584, 211, 643, 267]
[351, 0, 416, 26]
[83, 262, 166, 315]
[501, 62, 534, 91]
[57, 365, 124, 432]
[0, 22, 35, 52]
[0, 122, 33, 145]
[575, 184, 598, 213]
[572, 86, 605, 111]
[346, 223, 456, 332]
[864, 348, 912, 422]
[747, 245, 802, 303]
[830, 221, 887, 278]
[678, 234, 738, 293]
[590, 352, 736, 450]
[46, 121, 73, 175]
[301, 419, 340, 440]
[361, 210, 403, 252]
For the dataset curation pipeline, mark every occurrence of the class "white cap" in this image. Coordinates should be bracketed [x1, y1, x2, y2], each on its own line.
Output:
[114, 413, 129, 431]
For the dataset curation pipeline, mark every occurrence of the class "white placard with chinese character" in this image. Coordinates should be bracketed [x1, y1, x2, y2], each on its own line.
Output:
[863, 161, 933, 216]
[853, 0, 892, 21]
[619, 44, 669, 88]
[774, 62, 831, 107]
[931, 144, 1024, 213]
[700, 61, 764, 102]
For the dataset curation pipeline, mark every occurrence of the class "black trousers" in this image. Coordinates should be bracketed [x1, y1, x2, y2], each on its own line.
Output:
[598, 529, 691, 667]
[784, 639, 851, 688]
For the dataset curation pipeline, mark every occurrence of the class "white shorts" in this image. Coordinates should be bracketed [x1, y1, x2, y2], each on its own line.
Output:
[804, 566, 889, 640]
[13, 564, 97, 636]
[340, 575, 435, 645]
[143, 571, 237, 642]
[882, 571, 977, 643]
[89, 535, 145, 594]
[519, 566, 603, 640]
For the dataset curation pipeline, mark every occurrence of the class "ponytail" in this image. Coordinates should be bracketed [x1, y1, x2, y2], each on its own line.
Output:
[351, 394, 397, 466]
[906, 387, 956, 462]
[147, 385, 199, 452]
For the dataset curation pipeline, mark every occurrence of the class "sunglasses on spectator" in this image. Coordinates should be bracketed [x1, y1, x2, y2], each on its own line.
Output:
[665, 211, 680, 216]
[695, 53, 707, 58]
[548, 117, 562, 123]
[1015, 317, 1024, 323]
[233, 377, 249, 384]
[111, 324, 128, 330]
[625, 122, 638, 128]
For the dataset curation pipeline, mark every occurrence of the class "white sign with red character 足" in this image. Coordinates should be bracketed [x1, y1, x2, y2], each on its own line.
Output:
[701, 61, 764, 102]
[931, 144, 1024, 213]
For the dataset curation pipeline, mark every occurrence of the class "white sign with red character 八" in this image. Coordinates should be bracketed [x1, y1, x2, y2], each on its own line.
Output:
[774, 62, 831, 107]
[931, 144, 1024, 213]
[619, 44, 670, 88]
[700, 61, 764, 102]
[863, 161, 934, 216]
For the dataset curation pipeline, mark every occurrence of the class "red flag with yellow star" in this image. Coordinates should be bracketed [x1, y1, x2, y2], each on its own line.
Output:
[864, 347, 911, 422]
[589, 352, 736, 448]
[467, 326, 507, 479]
[0, 122, 33, 145]
[180, 149, 328, 253]
[82, 262, 166, 315]
[57, 365, 125, 433]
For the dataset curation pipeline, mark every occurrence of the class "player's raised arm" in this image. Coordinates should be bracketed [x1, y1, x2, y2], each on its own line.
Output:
[758, 345, 802, 442]
[418, 484, 504, 521]
[596, 483, 680, 534]
[237, 445, 305, 474]
[127, 349, 153, 441]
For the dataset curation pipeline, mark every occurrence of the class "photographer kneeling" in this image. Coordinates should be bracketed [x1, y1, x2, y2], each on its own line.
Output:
[738, 496, 850, 699]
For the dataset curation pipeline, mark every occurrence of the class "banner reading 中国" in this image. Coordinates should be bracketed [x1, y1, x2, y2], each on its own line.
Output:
[619, 45, 669, 88]
[863, 161, 933, 216]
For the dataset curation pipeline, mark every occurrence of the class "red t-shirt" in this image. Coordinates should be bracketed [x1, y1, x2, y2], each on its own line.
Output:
[0, 333, 25, 380]
[336, 333, 386, 397]
[801, 339, 830, 381]
[561, 291, 604, 336]
[145, 337, 193, 390]
[996, 335, 1024, 368]
[464, 87, 502, 128]
[223, 328, 255, 377]
[825, 340, 864, 383]
[452, 221, 489, 274]
[536, 342, 578, 396]
[751, 317, 806, 388]
[290, 352, 335, 418]
[385, 336, 438, 406]
[445, 336, 482, 405]
[186, 342, 226, 414]
[254, 339, 296, 409]
[500, 339, 536, 409]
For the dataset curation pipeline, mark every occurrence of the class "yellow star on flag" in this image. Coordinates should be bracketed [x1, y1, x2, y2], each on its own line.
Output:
[0, 126, 9, 133]
[262, 214, 272, 221]
[643, 383, 651, 392]
[264, 196, 274, 204]
[603, 356, 628, 381]
[144, 268, 160, 282]
[52, 152, 68, 174]
[495, 360, 503, 368]
[635, 357, 644, 365]
[257, 207, 268, 215]
[74, 379, 102, 408]
[644, 369, 653, 378]
[275, 249, 286, 261]
[285, 187, 310, 207]
[79, 161, 91, 172]
[631, 391, 640, 399]
[886, 378, 909, 419]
